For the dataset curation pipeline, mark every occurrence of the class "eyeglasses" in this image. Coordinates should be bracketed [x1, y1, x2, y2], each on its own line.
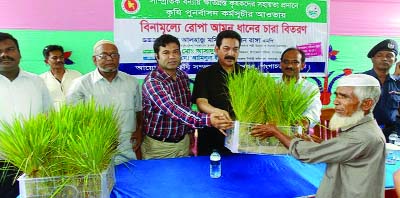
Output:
[95, 53, 120, 60]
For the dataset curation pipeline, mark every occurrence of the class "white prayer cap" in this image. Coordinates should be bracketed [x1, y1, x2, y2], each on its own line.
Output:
[93, 40, 115, 53]
[337, 74, 380, 87]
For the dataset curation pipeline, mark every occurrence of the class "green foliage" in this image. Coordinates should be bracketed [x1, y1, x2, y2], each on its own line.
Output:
[0, 114, 58, 178]
[267, 78, 318, 126]
[228, 68, 317, 126]
[0, 100, 119, 179]
[227, 68, 268, 123]
[227, 68, 318, 148]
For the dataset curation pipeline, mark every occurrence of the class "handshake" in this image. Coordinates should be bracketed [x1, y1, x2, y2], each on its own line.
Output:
[209, 109, 234, 135]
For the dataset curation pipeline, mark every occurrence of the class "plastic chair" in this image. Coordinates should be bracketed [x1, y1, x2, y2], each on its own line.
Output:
[313, 108, 337, 140]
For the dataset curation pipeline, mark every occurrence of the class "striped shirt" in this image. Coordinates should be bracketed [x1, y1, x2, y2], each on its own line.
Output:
[142, 67, 210, 139]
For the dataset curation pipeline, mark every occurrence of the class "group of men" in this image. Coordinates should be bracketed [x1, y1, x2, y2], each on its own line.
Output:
[1, 29, 400, 197]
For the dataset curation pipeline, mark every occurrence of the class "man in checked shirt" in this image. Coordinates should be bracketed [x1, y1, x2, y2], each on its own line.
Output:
[141, 34, 233, 159]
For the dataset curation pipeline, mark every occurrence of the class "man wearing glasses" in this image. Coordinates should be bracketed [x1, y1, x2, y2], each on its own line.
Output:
[66, 40, 143, 163]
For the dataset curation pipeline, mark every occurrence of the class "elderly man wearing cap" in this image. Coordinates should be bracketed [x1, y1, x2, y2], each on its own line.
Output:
[363, 39, 400, 141]
[66, 40, 143, 163]
[251, 74, 385, 198]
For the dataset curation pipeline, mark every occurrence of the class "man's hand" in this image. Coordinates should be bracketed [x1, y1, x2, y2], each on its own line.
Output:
[300, 117, 310, 133]
[250, 123, 279, 140]
[394, 62, 400, 76]
[210, 112, 233, 135]
[251, 123, 293, 148]
[212, 108, 232, 121]
[189, 130, 198, 156]
[130, 129, 143, 152]
[294, 133, 323, 143]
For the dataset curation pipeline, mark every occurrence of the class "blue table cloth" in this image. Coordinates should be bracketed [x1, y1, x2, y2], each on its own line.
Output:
[111, 154, 399, 198]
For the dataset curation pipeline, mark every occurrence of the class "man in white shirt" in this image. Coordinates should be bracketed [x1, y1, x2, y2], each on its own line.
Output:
[278, 47, 322, 129]
[66, 40, 143, 164]
[0, 32, 52, 198]
[40, 45, 81, 110]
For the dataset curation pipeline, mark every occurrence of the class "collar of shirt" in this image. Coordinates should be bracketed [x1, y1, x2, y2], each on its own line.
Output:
[339, 115, 374, 133]
[0, 69, 31, 82]
[364, 69, 396, 84]
[156, 66, 185, 82]
[91, 68, 121, 84]
[49, 68, 72, 78]
[277, 75, 306, 84]
[44, 69, 68, 82]
[215, 62, 243, 75]
[391, 74, 400, 81]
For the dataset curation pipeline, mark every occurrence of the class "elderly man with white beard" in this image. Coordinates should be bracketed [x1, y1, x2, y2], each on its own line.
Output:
[251, 74, 386, 198]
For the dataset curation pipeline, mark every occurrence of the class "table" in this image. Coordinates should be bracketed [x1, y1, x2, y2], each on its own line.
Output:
[111, 154, 399, 198]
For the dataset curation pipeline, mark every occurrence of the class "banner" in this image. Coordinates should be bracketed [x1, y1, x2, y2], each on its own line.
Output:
[114, 0, 329, 78]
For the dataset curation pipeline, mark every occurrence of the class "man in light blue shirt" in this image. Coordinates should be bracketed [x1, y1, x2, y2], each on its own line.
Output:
[67, 40, 143, 163]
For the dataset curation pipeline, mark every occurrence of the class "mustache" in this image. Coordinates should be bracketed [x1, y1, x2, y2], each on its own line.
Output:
[224, 56, 235, 60]
[285, 67, 294, 71]
[0, 56, 15, 62]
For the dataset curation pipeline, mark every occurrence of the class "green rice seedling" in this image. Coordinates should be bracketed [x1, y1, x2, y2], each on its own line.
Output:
[227, 67, 271, 147]
[59, 104, 119, 175]
[227, 66, 318, 153]
[0, 113, 59, 178]
[275, 78, 318, 126]
[0, 100, 119, 197]
[264, 78, 318, 145]
[227, 67, 268, 123]
[53, 102, 119, 197]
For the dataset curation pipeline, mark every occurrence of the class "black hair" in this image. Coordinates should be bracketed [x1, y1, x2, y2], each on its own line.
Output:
[153, 34, 180, 55]
[216, 30, 242, 48]
[43, 45, 64, 58]
[280, 48, 306, 63]
[0, 32, 20, 52]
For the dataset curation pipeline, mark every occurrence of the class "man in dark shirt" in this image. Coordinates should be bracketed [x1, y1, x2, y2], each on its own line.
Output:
[363, 39, 400, 141]
[192, 30, 244, 155]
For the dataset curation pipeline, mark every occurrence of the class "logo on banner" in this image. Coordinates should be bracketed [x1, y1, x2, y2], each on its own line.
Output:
[122, 0, 140, 14]
[306, 3, 321, 19]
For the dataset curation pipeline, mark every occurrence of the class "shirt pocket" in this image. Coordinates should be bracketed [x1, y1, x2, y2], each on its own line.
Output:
[390, 94, 400, 109]
[115, 92, 134, 111]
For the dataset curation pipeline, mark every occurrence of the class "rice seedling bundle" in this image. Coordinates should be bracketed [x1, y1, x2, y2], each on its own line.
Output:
[0, 100, 119, 197]
[227, 68, 318, 153]
[227, 67, 268, 123]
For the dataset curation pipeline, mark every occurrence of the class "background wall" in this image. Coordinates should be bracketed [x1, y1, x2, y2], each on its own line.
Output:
[0, 0, 399, 106]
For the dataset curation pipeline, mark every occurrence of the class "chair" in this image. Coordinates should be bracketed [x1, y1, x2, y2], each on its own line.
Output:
[313, 108, 337, 140]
